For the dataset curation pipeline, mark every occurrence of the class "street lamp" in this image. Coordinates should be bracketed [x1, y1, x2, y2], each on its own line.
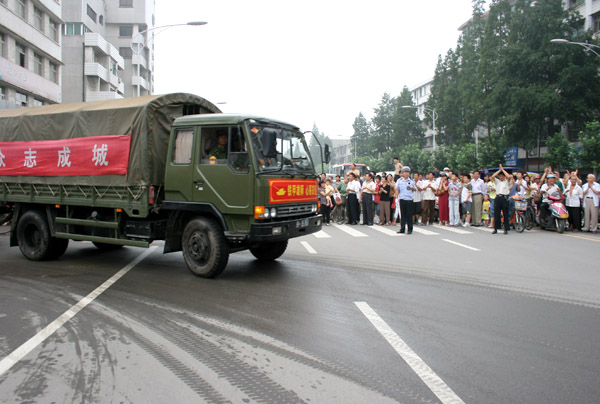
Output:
[550, 38, 600, 58]
[130, 21, 207, 97]
[401, 105, 438, 150]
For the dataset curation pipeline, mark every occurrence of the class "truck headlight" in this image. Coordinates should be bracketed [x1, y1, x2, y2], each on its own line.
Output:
[270, 207, 277, 218]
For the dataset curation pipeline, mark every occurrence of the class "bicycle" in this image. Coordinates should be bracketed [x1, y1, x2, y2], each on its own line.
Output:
[331, 196, 347, 225]
[525, 198, 536, 231]
[513, 196, 528, 233]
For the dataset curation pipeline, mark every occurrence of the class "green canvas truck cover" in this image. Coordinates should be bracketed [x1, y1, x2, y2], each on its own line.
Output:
[0, 93, 220, 186]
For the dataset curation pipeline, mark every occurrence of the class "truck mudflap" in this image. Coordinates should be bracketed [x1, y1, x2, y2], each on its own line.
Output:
[249, 215, 322, 243]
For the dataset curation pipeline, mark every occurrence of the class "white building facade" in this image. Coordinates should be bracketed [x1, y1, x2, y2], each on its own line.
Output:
[0, 0, 62, 109]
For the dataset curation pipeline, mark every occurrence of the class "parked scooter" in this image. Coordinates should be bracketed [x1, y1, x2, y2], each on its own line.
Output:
[537, 192, 569, 233]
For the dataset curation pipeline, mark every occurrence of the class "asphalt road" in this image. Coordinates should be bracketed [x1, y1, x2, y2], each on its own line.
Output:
[0, 223, 599, 404]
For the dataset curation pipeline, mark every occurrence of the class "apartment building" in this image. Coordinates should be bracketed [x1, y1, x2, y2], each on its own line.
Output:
[409, 78, 436, 150]
[60, 0, 154, 103]
[0, 0, 62, 109]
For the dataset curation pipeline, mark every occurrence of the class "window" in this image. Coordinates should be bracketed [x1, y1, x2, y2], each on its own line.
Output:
[0, 87, 5, 101]
[49, 20, 58, 41]
[86, 5, 97, 23]
[119, 47, 133, 58]
[172, 129, 194, 164]
[16, 0, 26, 19]
[33, 53, 43, 75]
[16, 92, 27, 107]
[110, 60, 117, 75]
[99, 15, 103, 25]
[119, 0, 133, 7]
[49, 62, 58, 83]
[0, 33, 5, 58]
[33, 99, 43, 107]
[119, 25, 133, 37]
[65, 23, 89, 36]
[16, 43, 26, 68]
[34, 7, 43, 31]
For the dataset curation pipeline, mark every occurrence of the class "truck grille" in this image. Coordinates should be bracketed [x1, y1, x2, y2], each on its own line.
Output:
[276, 205, 313, 218]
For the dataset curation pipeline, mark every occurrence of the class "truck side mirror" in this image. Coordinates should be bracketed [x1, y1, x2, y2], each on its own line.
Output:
[262, 129, 278, 158]
[324, 144, 331, 164]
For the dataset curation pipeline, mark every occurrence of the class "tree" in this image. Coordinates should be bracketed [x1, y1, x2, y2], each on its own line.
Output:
[391, 87, 425, 148]
[370, 93, 395, 155]
[579, 121, 600, 174]
[544, 132, 576, 169]
[351, 113, 371, 158]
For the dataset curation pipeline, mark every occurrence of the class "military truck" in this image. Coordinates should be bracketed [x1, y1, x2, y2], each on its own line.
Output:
[0, 93, 325, 278]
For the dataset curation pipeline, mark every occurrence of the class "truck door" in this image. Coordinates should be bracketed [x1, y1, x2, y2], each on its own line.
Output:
[192, 126, 253, 218]
[165, 127, 196, 202]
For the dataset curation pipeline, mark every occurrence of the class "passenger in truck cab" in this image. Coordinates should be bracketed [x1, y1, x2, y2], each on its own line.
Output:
[209, 130, 228, 161]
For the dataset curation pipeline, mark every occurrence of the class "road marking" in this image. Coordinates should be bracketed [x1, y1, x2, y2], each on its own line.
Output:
[355, 302, 465, 404]
[369, 225, 403, 237]
[332, 223, 368, 237]
[313, 230, 331, 238]
[0, 246, 157, 377]
[562, 233, 600, 243]
[472, 225, 494, 233]
[412, 226, 439, 236]
[434, 225, 472, 235]
[442, 239, 480, 251]
[300, 241, 317, 254]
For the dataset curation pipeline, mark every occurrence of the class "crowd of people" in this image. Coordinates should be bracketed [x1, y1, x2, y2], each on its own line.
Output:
[317, 160, 600, 235]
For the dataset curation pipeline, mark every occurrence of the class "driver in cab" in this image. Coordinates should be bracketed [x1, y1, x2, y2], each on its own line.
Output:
[209, 130, 228, 161]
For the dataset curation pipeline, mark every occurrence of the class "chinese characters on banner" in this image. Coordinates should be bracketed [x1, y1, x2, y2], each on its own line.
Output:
[268, 179, 319, 204]
[0, 135, 131, 176]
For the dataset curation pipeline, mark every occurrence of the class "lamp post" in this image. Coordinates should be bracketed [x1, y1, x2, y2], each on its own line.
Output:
[130, 21, 207, 97]
[550, 38, 600, 58]
[401, 105, 438, 150]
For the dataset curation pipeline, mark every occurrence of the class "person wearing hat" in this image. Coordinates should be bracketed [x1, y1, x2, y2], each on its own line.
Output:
[209, 130, 228, 160]
[491, 164, 514, 234]
[396, 166, 416, 234]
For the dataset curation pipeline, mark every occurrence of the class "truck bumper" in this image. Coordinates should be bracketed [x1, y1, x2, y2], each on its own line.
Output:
[249, 215, 322, 243]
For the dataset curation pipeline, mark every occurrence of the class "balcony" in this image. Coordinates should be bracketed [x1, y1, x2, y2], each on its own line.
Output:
[132, 53, 147, 70]
[85, 62, 109, 81]
[86, 91, 125, 102]
[84, 33, 125, 69]
[132, 75, 149, 90]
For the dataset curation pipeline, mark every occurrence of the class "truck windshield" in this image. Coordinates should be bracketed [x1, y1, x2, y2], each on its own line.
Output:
[248, 123, 315, 174]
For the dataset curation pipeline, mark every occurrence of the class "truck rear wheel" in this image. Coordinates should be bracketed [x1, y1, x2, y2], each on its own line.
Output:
[250, 240, 288, 262]
[17, 210, 53, 261]
[48, 238, 69, 259]
[182, 217, 229, 278]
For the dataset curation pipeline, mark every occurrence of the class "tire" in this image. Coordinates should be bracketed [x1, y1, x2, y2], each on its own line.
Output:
[16, 210, 52, 261]
[557, 218, 566, 234]
[48, 238, 69, 259]
[92, 242, 123, 251]
[250, 240, 288, 262]
[515, 214, 525, 233]
[182, 217, 229, 278]
[525, 209, 535, 231]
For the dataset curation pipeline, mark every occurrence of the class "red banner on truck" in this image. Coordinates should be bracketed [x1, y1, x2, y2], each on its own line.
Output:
[0, 135, 131, 177]
[269, 179, 319, 204]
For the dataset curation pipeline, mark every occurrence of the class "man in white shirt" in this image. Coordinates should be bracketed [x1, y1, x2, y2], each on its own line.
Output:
[346, 172, 361, 225]
[421, 172, 438, 225]
[582, 174, 600, 233]
[539, 174, 561, 222]
[413, 172, 423, 225]
[359, 173, 376, 225]
[491, 165, 514, 234]
[564, 176, 583, 232]
[470, 170, 486, 226]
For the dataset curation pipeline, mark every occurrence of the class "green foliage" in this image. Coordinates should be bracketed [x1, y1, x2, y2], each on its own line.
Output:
[351, 113, 371, 157]
[579, 121, 600, 173]
[391, 87, 425, 148]
[370, 93, 396, 154]
[544, 132, 576, 169]
[478, 133, 508, 168]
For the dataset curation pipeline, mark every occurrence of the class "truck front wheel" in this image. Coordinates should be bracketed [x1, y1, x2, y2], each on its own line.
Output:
[250, 240, 288, 262]
[17, 210, 53, 261]
[182, 217, 229, 278]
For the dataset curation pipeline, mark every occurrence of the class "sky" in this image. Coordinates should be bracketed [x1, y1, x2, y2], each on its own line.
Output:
[153, 0, 476, 139]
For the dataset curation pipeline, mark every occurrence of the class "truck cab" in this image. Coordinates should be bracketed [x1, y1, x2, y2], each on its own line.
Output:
[161, 114, 323, 277]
